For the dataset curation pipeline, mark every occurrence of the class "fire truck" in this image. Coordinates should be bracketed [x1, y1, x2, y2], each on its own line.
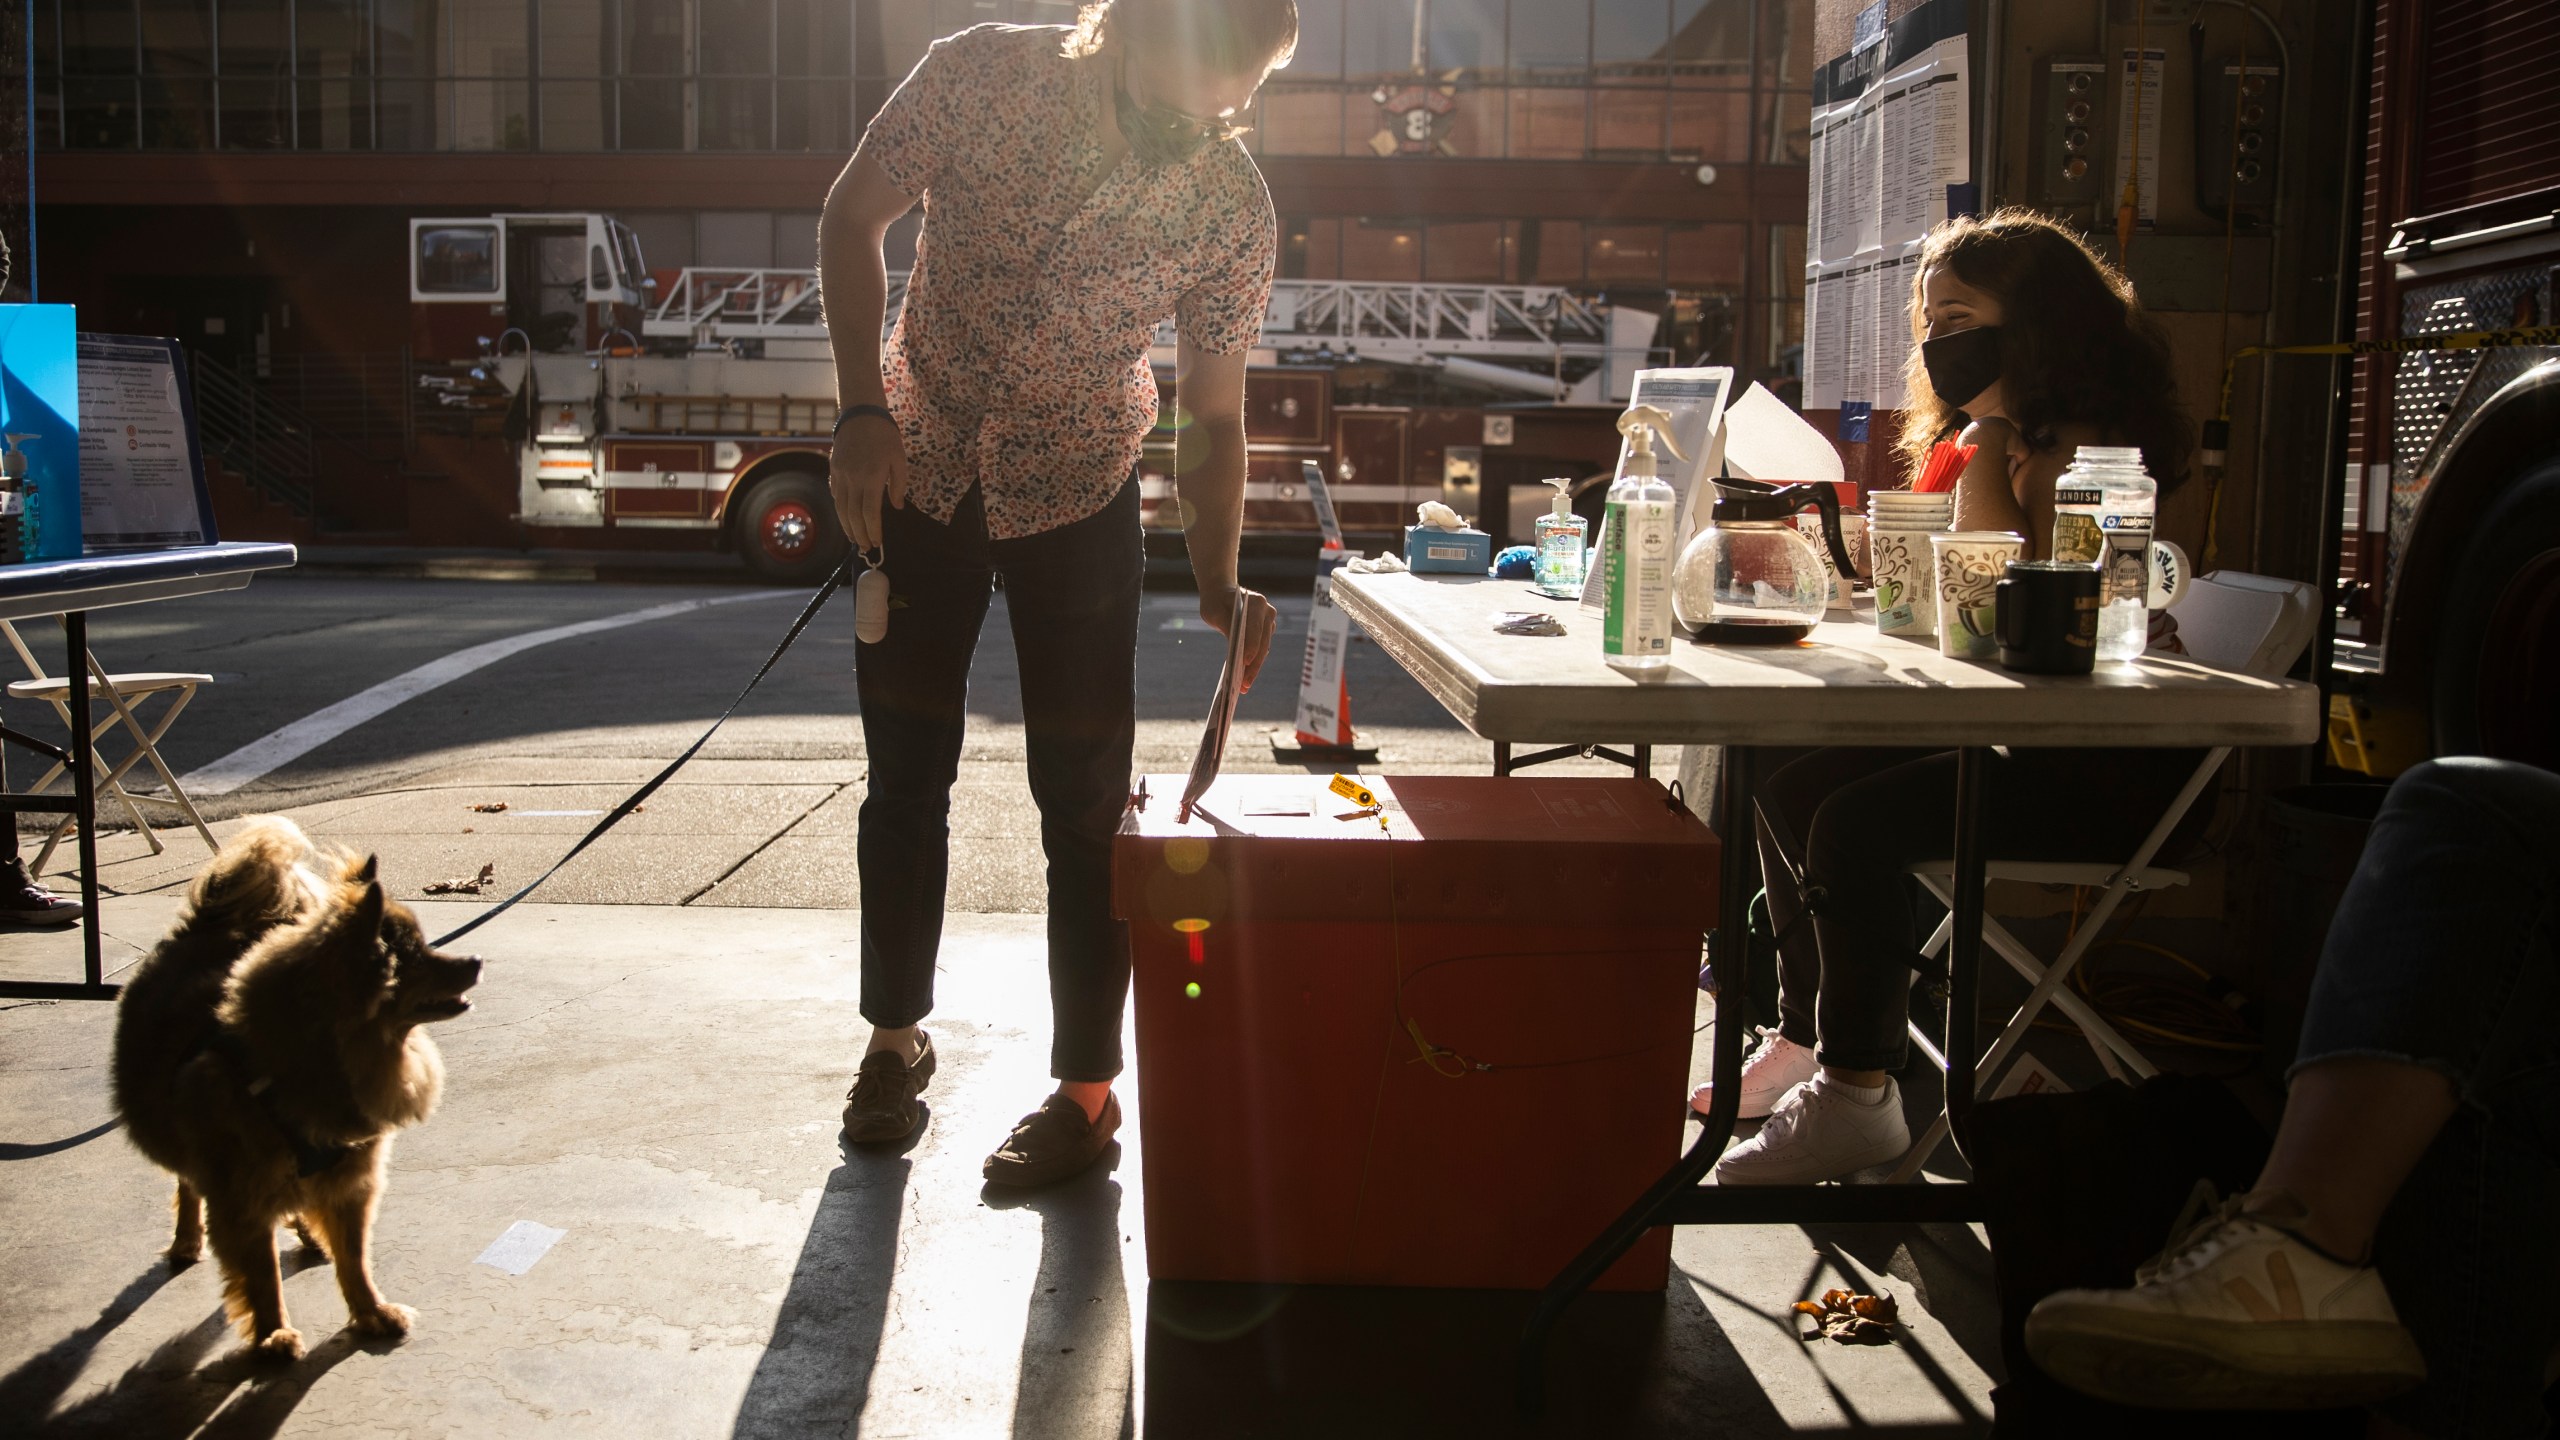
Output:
[409, 212, 1655, 582]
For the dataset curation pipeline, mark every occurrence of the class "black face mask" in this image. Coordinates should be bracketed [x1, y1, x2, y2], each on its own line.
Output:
[1114, 60, 1226, 168]
[1920, 324, 2005, 411]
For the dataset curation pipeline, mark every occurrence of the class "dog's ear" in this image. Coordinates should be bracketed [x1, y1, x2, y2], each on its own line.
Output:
[354, 853, 380, 884]
[351, 879, 386, 938]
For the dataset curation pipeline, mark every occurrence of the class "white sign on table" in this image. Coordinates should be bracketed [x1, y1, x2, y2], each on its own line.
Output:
[75, 334, 217, 552]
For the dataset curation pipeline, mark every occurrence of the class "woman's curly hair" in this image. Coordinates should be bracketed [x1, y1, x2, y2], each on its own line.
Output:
[1896, 208, 2192, 492]
[1064, 0, 1299, 81]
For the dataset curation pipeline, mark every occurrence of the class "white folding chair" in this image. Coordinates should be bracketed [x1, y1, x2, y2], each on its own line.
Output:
[2, 619, 220, 875]
[1889, 571, 2320, 1181]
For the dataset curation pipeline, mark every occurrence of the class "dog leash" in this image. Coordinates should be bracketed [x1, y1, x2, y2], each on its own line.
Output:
[431, 557, 854, 949]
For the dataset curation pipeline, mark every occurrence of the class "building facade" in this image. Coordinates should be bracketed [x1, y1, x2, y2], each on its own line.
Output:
[32, 0, 1808, 542]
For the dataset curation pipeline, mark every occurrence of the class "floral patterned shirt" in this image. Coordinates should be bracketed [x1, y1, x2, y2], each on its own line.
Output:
[857, 24, 1278, 540]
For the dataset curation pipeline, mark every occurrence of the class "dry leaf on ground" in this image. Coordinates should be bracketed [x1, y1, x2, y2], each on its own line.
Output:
[423, 862, 497, 896]
[470, 801, 509, 813]
[1793, 1288, 1900, 1345]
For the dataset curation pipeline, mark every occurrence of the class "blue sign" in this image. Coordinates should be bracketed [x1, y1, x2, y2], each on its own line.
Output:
[0, 305, 83, 561]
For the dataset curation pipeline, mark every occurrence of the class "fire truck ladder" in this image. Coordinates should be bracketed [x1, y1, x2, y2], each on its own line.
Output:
[642, 271, 1625, 390]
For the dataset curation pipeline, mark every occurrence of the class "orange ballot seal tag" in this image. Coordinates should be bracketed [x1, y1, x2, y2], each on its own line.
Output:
[1328, 774, 1388, 830]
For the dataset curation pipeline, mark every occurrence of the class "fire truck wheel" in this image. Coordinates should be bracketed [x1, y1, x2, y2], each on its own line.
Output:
[2432, 455, 2560, 771]
[737, 470, 849, 586]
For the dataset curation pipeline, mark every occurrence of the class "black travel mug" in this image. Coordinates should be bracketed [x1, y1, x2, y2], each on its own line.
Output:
[1996, 561, 2100, 675]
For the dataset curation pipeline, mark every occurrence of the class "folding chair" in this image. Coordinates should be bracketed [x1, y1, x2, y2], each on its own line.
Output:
[2, 619, 220, 875]
[1888, 571, 2320, 1181]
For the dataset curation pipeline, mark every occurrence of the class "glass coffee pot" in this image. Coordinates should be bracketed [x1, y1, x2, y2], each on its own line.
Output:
[1672, 478, 1857, 644]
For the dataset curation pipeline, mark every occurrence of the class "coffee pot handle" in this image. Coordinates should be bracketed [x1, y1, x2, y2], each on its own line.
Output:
[1802, 485, 1855, 574]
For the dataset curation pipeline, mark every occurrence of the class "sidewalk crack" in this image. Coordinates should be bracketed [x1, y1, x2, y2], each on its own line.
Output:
[678, 781, 848, 905]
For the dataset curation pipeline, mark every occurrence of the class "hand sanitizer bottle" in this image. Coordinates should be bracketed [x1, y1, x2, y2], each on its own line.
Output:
[1603, 405, 1686, 675]
[1531, 478, 1587, 597]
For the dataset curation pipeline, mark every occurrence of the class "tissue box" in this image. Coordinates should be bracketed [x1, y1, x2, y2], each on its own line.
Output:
[1403, 524, 1492, 574]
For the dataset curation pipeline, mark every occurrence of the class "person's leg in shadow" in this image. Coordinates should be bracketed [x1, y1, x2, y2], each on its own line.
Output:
[2027, 757, 2560, 1436]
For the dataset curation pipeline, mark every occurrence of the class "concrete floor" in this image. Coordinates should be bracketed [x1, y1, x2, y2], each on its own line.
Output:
[0, 895, 2002, 1439]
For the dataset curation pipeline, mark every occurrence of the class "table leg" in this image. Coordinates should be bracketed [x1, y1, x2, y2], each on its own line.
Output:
[67, 611, 102, 991]
[1515, 746, 1758, 1413]
[1942, 746, 1988, 1158]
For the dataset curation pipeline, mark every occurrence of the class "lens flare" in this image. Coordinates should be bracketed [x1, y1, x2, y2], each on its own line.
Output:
[1172, 917, 1211, 934]
[1165, 838, 1211, 875]
[1184, 981, 1202, 999]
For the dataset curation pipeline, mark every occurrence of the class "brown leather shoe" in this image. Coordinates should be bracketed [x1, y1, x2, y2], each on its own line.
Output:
[841, 1031, 935, 1144]
[983, 1092, 1121, 1189]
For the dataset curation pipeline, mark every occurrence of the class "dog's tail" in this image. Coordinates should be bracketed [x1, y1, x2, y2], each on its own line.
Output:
[186, 816, 330, 939]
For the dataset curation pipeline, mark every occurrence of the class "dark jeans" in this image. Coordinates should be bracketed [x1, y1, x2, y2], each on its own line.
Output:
[855, 480, 1142, 1083]
[1755, 745, 2207, 1072]
[2304, 759, 2560, 1440]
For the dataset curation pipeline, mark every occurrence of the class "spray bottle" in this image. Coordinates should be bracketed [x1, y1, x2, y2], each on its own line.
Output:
[1602, 405, 1686, 674]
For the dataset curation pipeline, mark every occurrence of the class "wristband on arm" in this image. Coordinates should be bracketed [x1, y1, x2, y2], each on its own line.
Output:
[832, 403, 894, 437]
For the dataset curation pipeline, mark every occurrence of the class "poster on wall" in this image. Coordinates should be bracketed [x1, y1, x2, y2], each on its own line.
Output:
[1800, 0, 1968, 421]
[75, 334, 218, 552]
[0, 305, 85, 562]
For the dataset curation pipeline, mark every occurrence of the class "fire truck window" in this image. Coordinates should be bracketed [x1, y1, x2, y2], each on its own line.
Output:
[417, 226, 499, 294]
[591, 244, 614, 291]
[615, 222, 652, 283]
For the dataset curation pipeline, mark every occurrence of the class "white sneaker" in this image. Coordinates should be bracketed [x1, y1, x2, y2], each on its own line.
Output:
[1691, 1028, 1819, 1120]
[2027, 1191, 2426, 1410]
[1711, 1074, 1910, 1185]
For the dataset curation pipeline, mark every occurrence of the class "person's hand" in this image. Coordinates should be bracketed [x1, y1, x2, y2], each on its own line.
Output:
[1201, 585, 1279, 693]
[829, 412, 910, 553]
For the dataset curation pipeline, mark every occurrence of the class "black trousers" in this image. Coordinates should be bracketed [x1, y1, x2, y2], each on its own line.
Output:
[854, 480, 1142, 1082]
[1754, 745, 2206, 1073]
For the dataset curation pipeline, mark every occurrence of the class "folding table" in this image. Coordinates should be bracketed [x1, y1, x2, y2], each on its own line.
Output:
[1325, 568, 2321, 1408]
[0, 542, 300, 1000]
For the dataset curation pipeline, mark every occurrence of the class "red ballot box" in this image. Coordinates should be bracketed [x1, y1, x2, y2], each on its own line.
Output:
[1113, 773, 1717, 1292]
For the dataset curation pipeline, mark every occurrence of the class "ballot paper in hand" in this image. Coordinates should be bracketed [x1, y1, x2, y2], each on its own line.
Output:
[1179, 589, 1248, 824]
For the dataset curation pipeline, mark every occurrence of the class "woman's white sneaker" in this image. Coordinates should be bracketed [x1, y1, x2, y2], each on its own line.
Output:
[1691, 1028, 1819, 1120]
[1711, 1072, 1910, 1185]
[2026, 1193, 2426, 1410]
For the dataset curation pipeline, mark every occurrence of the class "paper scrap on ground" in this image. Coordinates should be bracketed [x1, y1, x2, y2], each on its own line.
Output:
[476, 1221, 567, 1276]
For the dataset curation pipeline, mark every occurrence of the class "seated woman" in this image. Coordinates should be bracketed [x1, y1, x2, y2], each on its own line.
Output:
[1706, 209, 2203, 1185]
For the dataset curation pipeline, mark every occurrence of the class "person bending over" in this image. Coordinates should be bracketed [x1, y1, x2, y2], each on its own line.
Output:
[2029, 757, 2560, 1439]
[1706, 210, 2203, 1185]
[819, 0, 1290, 1187]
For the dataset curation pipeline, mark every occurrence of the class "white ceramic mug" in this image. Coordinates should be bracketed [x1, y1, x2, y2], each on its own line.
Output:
[1930, 530, 2028, 659]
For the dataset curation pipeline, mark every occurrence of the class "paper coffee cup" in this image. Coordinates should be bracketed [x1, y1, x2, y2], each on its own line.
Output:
[1869, 527, 1939, 638]
[1930, 531, 2027, 659]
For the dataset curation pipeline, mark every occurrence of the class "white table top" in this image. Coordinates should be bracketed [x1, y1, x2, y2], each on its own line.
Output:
[1330, 570, 2323, 749]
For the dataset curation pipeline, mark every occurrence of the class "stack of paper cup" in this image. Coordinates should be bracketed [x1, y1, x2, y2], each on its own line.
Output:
[1866, 491, 1956, 638]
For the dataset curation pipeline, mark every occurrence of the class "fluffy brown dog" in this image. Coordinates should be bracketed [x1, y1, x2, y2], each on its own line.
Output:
[111, 817, 482, 1359]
